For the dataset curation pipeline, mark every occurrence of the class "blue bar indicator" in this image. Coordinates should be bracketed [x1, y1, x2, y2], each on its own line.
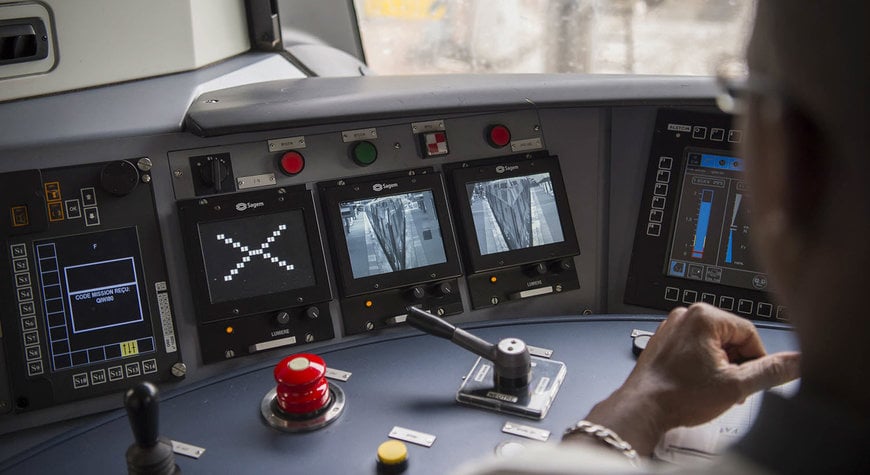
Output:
[700, 154, 743, 171]
[692, 189, 714, 258]
[725, 229, 734, 263]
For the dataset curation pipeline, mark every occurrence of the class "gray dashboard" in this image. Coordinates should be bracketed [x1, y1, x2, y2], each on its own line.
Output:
[0, 52, 785, 472]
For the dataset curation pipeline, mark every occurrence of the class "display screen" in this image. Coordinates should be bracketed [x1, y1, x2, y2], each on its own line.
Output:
[198, 211, 317, 303]
[666, 152, 767, 291]
[466, 172, 565, 256]
[340, 190, 447, 279]
[33, 227, 155, 373]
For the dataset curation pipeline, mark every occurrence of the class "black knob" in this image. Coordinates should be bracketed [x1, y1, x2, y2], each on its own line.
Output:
[199, 157, 230, 192]
[276, 311, 291, 326]
[527, 262, 548, 276]
[305, 306, 320, 320]
[410, 286, 426, 300]
[125, 382, 159, 448]
[437, 281, 453, 296]
[101, 160, 139, 196]
[557, 258, 573, 272]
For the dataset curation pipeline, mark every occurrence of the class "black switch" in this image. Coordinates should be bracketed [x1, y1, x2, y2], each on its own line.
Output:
[190, 153, 235, 196]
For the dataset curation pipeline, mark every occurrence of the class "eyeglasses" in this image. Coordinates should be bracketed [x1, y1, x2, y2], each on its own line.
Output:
[716, 72, 791, 117]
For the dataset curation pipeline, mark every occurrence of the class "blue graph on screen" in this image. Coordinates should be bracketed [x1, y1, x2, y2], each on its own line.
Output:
[692, 189, 714, 259]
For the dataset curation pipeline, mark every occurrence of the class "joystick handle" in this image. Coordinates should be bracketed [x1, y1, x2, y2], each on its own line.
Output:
[124, 382, 179, 475]
[407, 307, 531, 389]
[125, 382, 160, 448]
[407, 307, 495, 361]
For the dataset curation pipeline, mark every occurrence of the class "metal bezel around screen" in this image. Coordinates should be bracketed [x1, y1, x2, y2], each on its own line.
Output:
[448, 156, 579, 273]
[178, 187, 331, 323]
[321, 172, 462, 297]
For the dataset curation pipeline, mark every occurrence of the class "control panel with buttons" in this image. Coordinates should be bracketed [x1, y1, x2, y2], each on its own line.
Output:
[625, 109, 779, 321]
[0, 160, 182, 413]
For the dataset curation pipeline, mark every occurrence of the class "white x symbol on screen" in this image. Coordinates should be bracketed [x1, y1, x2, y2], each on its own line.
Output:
[215, 224, 294, 281]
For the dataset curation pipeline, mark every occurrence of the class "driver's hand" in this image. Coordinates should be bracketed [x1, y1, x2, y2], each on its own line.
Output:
[568, 303, 801, 455]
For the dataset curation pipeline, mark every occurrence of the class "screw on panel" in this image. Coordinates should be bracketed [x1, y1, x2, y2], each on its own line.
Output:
[394, 142, 401, 150]
[198, 199, 208, 205]
[137, 157, 153, 171]
[305, 333, 315, 343]
[173, 170, 183, 178]
[141, 174, 151, 184]
[582, 309, 593, 315]
[555, 284, 563, 292]
[225, 350, 235, 359]
[171, 362, 187, 378]
[232, 308, 240, 315]
[204, 99, 220, 104]
[491, 297, 500, 305]
[436, 308, 445, 316]
[214, 205, 221, 211]
[365, 321, 375, 331]
[534, 124, 540, 131]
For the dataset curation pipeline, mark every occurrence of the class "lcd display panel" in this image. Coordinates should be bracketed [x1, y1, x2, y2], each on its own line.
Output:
[339, 190, 447, 279]
[665, 152, 767, 291]
[33, 227, 155, 373]
[198, 211, 317, 303]
[466, 172, 565, 256]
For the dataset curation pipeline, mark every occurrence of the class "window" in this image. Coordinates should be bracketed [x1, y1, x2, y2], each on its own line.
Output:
[354, 0, 755, 75]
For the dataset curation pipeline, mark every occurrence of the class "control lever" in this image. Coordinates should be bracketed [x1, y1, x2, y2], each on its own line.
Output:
[406, 307, 531, 390]
[124, 382, 179, 475]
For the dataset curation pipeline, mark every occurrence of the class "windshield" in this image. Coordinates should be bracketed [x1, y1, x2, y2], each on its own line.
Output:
[354, 0, 755, 75]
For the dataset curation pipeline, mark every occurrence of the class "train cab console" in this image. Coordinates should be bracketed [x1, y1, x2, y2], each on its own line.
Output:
[0, 56, 795, 472]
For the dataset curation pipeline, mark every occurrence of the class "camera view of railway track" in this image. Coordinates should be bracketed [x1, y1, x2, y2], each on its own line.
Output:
[467, 173, 564, 255]
[341, 191, 447, 278]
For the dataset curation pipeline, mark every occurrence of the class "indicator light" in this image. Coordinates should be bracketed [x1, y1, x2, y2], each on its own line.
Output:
[490, 276, 498, 284]
[279, 151, 305, 175]
[350, 141, 378, 166]
[365, 300, 373, 308]
[225, 326, 234, 334]
[487, 124, 511, 148]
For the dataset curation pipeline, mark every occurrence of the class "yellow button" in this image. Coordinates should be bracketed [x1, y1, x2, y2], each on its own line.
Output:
[377, 440, 408, 465]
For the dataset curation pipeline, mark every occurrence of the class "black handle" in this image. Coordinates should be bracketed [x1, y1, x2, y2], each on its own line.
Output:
[406, 306, 455, 339]
[407, 307, 495, 361]
[124, 382, 160, 448]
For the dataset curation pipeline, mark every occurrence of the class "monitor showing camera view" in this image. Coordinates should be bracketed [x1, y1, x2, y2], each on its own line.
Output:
[340, 190, 448, 279]
[466, 172, 565, 256]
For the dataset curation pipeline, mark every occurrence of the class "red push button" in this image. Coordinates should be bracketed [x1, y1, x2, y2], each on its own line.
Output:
[274, 353, 330, 414]
[487, 125, 511, 148]
[279, 151, 305, 175]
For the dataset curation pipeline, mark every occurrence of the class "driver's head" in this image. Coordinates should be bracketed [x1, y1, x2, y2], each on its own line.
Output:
[742, 0, 870, 404]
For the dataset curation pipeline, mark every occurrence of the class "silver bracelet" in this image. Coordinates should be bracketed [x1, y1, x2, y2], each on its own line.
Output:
[563, 420, 640, 466]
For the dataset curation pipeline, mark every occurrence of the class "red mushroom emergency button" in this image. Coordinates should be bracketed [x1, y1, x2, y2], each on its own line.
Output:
[274, 353, 330, 415]
[261, 352, 346, 432]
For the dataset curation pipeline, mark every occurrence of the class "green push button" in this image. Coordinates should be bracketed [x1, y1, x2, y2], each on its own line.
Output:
[351, 141, 378, 166]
